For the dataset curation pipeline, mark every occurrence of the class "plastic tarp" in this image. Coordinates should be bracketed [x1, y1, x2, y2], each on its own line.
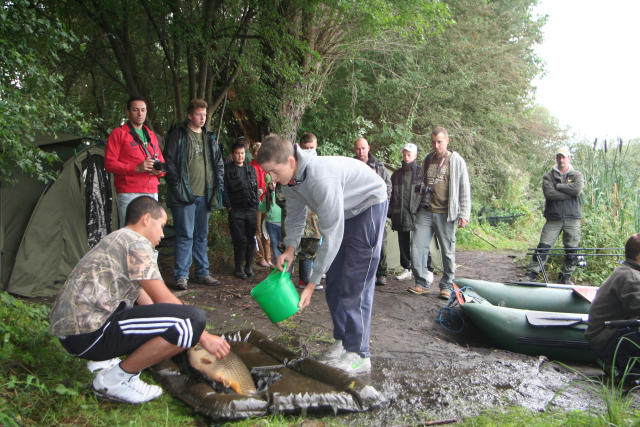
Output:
[150, 329, 385, 421]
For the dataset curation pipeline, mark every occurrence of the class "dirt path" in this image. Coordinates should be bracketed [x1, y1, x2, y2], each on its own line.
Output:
[165, 249, 602, 424]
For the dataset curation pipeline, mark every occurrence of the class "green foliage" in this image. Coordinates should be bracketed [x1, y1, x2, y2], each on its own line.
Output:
[301, 0, 561, 201]
[565, 140, 640, 284]
[0, 0, 87, 184]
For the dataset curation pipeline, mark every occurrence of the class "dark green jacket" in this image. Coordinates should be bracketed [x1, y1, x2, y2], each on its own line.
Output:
[389, 161, 422, 231]
[586, 260, 640, 351]
[164, 122, 224, 209]
[542, 166, 584, 220]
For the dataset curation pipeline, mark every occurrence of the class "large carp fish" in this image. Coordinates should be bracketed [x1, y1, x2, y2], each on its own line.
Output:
[187, 344, 257, 396]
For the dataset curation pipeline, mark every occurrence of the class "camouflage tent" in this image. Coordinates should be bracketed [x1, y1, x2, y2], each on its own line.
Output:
[0, 137, 117, 297]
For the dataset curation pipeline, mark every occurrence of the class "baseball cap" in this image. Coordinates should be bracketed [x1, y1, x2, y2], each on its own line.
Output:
[556, 147, 571, 157]
[402, 143, 418, 153]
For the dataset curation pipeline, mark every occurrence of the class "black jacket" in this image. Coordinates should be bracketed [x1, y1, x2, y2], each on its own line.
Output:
[542, 167, 584, 220]
[389, 161, 422, 231]
[223, 162, 258, 210]
[164, 122, 224, 209]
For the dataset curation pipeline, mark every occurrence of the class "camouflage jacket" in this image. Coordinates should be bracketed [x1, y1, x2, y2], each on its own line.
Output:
[50, 228, 162, 336]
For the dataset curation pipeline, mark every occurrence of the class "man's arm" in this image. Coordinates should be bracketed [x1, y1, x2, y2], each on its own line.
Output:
[457, 156, 471, 224]
[139, 279, 183, 304]
[542, 172, 571, 200]
[138, 279, 229, 358]
[105, 128, 156, 176]
[163, 130, 180, 188]
[555, 170, 584, 196]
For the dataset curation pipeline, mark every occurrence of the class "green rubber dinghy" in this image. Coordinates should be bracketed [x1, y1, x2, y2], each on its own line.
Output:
[453, 278, 593, 314]
[453, 285, 596, 363]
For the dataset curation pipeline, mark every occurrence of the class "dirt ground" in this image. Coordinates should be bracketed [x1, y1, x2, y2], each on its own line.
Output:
[162, 249, 604, 424]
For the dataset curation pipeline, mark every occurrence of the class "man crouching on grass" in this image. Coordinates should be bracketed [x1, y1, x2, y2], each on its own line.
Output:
[258, 134, 387, 375]
[49, 196, 229, 404]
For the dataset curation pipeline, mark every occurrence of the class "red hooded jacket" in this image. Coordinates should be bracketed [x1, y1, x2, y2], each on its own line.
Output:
[105, 123, 165, 194]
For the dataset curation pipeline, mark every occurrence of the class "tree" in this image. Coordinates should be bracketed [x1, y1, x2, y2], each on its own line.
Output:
[0, 0, 85, 184]
[301, 0, 562, 202]
[231, 0, 450, 141]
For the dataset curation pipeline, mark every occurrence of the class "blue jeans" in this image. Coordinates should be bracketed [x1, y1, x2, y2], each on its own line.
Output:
[265, 221, 282, 260]
[116, 192, 157, 228]
[171, 196, 210, 279]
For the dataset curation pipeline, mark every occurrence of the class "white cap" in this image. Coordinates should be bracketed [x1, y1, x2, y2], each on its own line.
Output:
[402, 143, 417, 153]
[556, 147, 571, 157]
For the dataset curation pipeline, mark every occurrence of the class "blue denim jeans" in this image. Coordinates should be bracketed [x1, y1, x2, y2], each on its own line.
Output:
[265, 221, 282, 260]
[171, 196, 210, 279]
[116, 192, 157, 228]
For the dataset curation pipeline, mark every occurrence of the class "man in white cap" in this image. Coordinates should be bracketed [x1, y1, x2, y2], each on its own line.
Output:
[389, 143, 434, 283]
[525, 147, 584, 284]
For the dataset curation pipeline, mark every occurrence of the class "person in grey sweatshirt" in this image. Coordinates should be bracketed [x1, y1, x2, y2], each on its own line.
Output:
[257, 134, 387, 375]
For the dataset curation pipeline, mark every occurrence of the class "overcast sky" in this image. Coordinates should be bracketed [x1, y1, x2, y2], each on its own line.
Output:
[533, 0, 640, 142]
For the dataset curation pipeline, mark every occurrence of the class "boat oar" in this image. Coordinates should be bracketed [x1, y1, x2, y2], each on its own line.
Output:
[526, 312, 588, 327]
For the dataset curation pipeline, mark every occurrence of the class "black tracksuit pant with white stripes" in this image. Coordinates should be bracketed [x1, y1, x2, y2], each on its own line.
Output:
[59, 302, 206, 361]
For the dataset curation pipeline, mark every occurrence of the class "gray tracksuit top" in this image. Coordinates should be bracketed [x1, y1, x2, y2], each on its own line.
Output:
[282, 146, 387, 284]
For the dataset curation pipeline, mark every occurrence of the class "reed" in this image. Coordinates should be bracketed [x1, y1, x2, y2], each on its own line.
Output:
[570, 139, 640, 283]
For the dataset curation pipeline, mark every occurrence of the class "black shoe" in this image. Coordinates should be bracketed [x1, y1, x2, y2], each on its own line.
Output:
[376, 276, 387, 286]
[245, 265, 254, 278]
[558, 273, 574, 285]
[193, 275, 220, 286]
[524, 272, 537, 282]
[235, 270, 247, 279]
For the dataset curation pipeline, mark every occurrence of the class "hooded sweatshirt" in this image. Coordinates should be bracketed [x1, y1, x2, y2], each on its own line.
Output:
[282, 146, 387, 284]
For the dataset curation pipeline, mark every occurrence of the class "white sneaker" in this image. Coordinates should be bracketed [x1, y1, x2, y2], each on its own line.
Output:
[425, 270, 434, 285]
[93, 364, 162, 404]
[319, 339, 344, 361]
[315, 284, 324, 290]
[396, 269, 413, 280]
[328, 351, 371, 375]
[87, 357, 121, 373]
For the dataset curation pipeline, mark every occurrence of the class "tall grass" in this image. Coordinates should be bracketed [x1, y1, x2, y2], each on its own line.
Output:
[570, 139, 640, 284]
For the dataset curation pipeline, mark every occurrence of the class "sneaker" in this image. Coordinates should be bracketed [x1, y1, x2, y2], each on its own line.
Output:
[93, 365, 162, 404]
[319, 340, 344, 361]
[524, 272, 538, 282]
[235, 270, 247, 279]
[314, 284, 324, 290]
[439, 289, 451, 300]
[396, 269, 413, 280]
[87, 357, 121, 373]
[407, 285, 430, 295]
[258, 260, 271, 268]
[175, 277, 188, 290]
[375, 276, 387, 286]
[425, 270, 434, 285]
[328, 351, 371, 375]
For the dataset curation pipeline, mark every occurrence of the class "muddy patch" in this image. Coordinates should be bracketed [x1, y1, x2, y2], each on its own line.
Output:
[163, 249, 606, 423]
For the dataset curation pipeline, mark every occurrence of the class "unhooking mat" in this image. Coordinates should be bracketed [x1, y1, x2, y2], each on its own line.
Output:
[149, 329, 384, 421]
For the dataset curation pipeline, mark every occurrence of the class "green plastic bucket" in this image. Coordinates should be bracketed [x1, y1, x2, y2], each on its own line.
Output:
[250, 262, 300, 323]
